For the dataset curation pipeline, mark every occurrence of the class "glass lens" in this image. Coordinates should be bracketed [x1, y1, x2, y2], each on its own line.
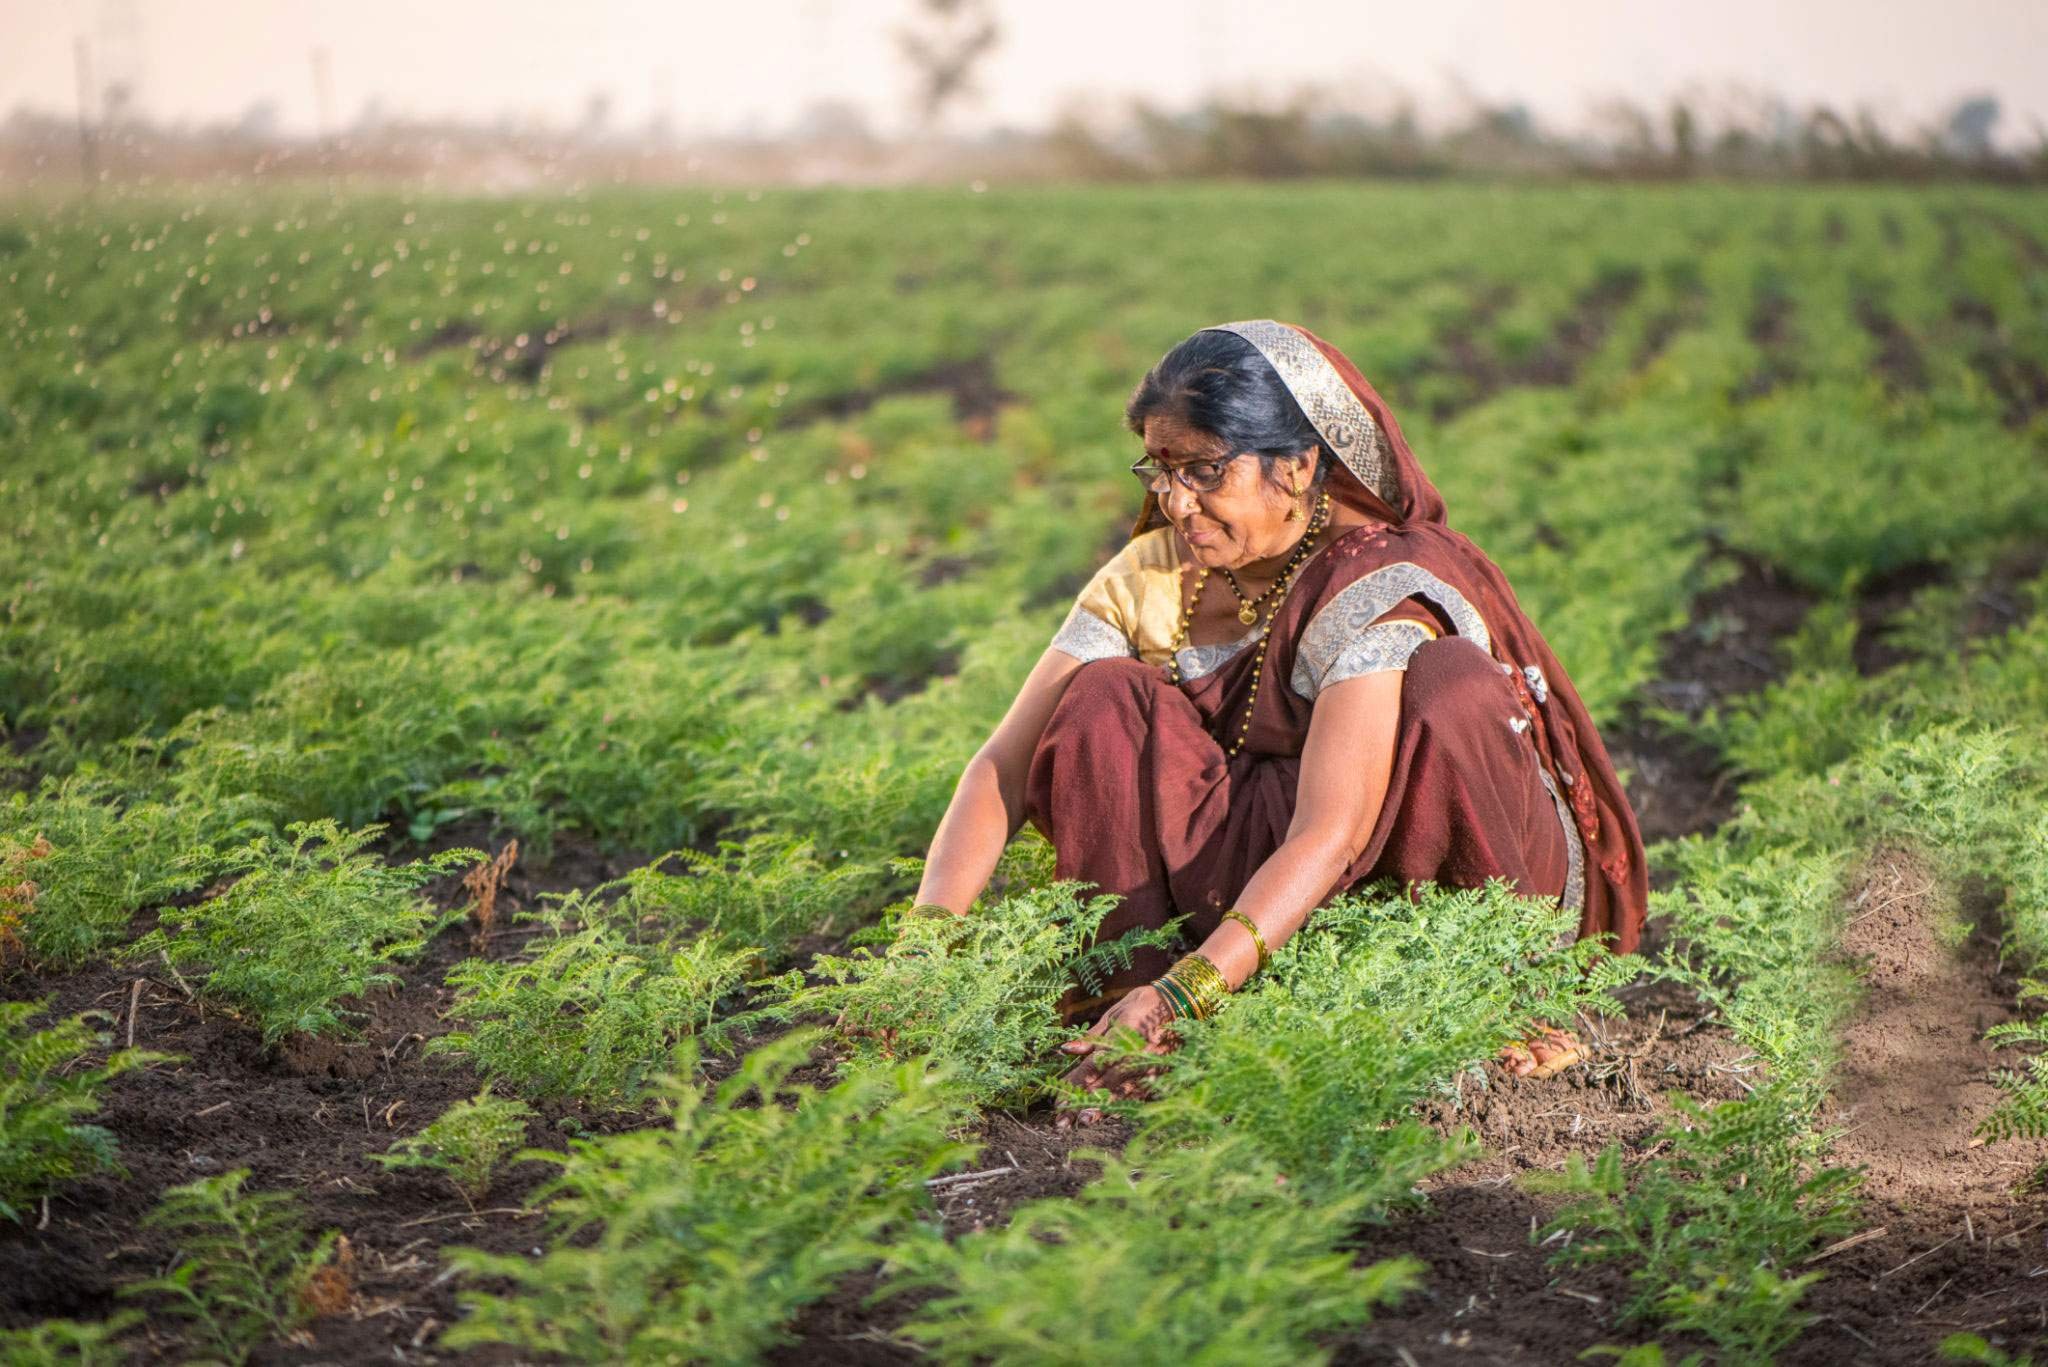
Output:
[1130, 457, 1232, 495]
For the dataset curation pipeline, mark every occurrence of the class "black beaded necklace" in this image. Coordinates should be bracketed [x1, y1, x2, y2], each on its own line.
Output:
[1164, 491, 1334, 758]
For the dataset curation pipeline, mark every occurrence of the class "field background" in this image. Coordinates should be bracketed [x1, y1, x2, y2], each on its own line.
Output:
[5, 181, 2048, 1364]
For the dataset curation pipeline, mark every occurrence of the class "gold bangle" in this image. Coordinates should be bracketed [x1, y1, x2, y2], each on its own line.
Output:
[903, 902, 958, 921]
[1220, 908, 1271, 972]
[1164, 952, 1230, 1020]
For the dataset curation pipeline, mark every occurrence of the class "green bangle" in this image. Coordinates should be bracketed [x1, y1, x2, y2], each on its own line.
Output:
[1152, 972, 1196, 1021]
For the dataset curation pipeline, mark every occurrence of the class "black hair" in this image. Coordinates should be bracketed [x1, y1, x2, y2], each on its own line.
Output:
[1123, 329, 1334, 494]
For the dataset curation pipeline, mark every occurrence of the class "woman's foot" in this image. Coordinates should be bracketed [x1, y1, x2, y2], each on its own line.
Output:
[1498, 1026, 1586, 1080]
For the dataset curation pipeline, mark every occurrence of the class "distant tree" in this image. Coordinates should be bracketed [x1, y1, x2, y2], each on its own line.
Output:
[896, 0, 1002, 131]
[234, 99, 281, 140]
[579, 90, 613, 141]
[1944, 95, 2000, 157]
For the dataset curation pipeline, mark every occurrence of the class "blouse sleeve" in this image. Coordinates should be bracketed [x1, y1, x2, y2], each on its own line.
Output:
[1290, 594, 1444, 702]
[1047, 530, 1181, 665]
[1049, 598, 1138, 663]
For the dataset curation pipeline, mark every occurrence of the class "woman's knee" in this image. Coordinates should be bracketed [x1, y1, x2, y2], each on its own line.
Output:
[1402, 636, 1517, 716]
[1049, 655, 1158, 724]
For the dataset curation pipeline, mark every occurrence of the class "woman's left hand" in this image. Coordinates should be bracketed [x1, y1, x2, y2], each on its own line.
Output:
[1053, 984, 1180, 1130]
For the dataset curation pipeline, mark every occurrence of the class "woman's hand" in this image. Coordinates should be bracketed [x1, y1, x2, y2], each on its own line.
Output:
[1053, 984, 1180, 1130]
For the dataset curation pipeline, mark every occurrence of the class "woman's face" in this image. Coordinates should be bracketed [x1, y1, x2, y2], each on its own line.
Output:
[1141, 413, 1315, 573]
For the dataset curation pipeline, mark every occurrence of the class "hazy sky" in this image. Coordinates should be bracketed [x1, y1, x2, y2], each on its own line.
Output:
[4, 0, 2045, 146]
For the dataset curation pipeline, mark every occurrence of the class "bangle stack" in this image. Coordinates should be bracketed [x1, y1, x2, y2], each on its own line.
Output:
[1151, 951, 1231, 1022]
[1220, 908, 1272, 972]
[896, 902, 965, 956]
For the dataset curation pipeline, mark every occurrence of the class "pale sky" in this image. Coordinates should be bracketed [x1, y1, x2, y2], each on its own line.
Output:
[3, 0, 2044, 147]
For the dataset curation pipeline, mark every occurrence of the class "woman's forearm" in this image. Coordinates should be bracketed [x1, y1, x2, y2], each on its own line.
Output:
[913, 755, 1019, 914]
[1187, 831, 1355, 990]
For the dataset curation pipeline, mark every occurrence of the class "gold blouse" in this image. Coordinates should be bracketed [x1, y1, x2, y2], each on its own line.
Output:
[1048, 527, 1455, 700]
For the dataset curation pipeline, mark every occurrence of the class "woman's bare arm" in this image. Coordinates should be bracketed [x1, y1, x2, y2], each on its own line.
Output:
[1054, 668, 1405, 1121]
[1193, 669, 1404, 987]
[912, 647, 1085, 914]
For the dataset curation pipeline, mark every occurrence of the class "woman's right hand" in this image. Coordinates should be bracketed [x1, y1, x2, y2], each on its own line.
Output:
[1053, 983, 1181, 1129]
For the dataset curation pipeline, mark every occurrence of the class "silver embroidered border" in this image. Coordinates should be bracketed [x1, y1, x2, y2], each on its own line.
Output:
[1535, 759, 1588, 923]
[1175, 628, 1258, 681]
[1290, 562, 1491, 701]
[1048, 604, 1136, 663]
[1294, 621, 1436, 701]
[1201, 320, 1400, 508]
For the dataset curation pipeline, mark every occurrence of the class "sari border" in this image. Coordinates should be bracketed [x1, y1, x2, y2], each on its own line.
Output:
[1291, 561, 1491, 700]
[1049, 603, 1136, 663]
[1202, 320, 1401, 508]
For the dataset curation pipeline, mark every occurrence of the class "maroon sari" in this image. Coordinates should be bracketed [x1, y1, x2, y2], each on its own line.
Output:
[1024, 321, 1648, 1010]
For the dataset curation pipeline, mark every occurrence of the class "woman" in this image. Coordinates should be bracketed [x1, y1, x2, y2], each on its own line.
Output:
[907, 320, 1648, 1127]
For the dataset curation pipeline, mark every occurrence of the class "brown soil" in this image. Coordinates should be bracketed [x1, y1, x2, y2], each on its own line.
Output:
[1854, 296, 1930, 395]
[9, 549, 2046, 1362]
[1826, 850, 2048, 1214]
[1851, 544, 2048, 675]
[1952, 292, 2048, 430]
[789, 354, 1018, 441]
[1333, 972, 1757, 1364]
[1630, 283, 1709, 374]
[1606, 551, 1818, 848]
[1734, 281, 1802, 402]
[1790, 849, 2048, 1364]
[1428, 272, 1643, 421]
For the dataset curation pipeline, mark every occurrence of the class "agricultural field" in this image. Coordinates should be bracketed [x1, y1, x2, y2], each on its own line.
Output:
[2, 178, 2048, 1364]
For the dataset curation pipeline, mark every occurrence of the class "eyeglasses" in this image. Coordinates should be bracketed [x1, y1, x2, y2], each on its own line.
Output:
[1129, 451, 1250, 496]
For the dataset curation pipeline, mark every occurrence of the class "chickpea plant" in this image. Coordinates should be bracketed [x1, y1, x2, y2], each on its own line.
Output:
[119, 1169, 343, 1366]
[441, 1030, 974, 1364]
[714, 881, 1184, 1109]
[432, 918, 760, 1108]
[0, 999, 170, 1222]
[369, 1087, 537, 1207]
[131, 819, 483, 1048]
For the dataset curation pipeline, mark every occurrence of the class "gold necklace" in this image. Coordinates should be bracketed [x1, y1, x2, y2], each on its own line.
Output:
[1219, 565, 1287, 625]
[1165, 492, 1333, 758]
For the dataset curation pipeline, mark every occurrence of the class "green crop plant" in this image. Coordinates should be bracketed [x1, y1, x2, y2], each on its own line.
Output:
[131, 819, 482, 1047]
[440, 1030, 973, 1364]
[1941, 1333, 2038, 1365]
[590, 831, 890, 949]
[1528, 1086, 1861, 1367]
[886, 1135, 1419, 1365]
[1975, 986, 2048, 1153]
[1649, 844, 1855, 1099]
[0, 1312, 142, 1366]
[715, 880, 1183, 1109]
[1125, 878, 1637, 1208]
[1579, 1348, 1703, 1367]
[0, 776, 222, 967]
[369, 1087, 536, 1207]
[119, 1169, 342, 1366]
[0, 999, 168, 1223]
[432, 921, 760, 1108]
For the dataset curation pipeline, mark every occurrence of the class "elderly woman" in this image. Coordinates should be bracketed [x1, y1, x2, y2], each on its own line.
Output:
[908, 321, 1648, 1125]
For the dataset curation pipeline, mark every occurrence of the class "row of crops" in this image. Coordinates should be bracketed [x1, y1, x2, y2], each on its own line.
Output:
[3, 180, 2047, 1363]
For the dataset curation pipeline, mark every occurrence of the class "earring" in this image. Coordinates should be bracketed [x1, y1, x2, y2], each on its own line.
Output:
[1285, 479, 1304, 522]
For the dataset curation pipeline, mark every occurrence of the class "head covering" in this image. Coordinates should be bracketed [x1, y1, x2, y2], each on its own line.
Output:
[1126, 320, 1649, 955]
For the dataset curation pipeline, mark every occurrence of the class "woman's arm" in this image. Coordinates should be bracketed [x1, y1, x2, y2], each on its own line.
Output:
[912, 646, 1085, 914]
[1054, 668, 1405, 1124]
[1194, 668, 1404, 986]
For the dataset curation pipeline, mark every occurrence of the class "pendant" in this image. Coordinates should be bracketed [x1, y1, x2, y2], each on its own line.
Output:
[1237, 604, 1258, 626]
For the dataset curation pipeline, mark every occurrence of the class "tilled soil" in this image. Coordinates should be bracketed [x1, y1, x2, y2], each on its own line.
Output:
[10, 545, 2048, 1362]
